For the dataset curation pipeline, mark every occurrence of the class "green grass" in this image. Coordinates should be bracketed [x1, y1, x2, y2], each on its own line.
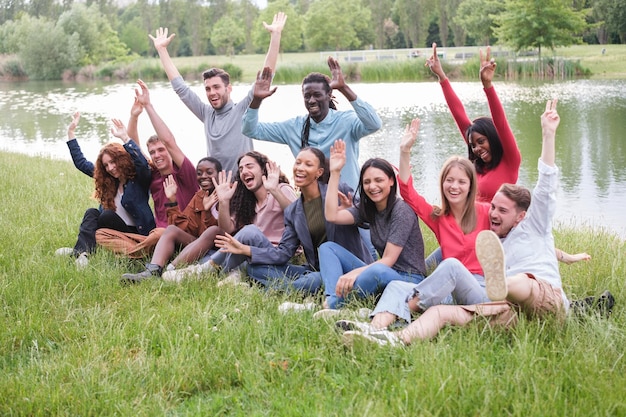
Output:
[1, 151, 625, 415]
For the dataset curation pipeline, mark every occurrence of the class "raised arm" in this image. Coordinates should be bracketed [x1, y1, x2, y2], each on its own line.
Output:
[540, 99, 559, 167]
[212, 170, 238, 234]
[426, 43, 472, 142]
[149, 27, 181, 81]
[135, 79, 186, 167]
[399, 118, 420, 183]
[261, 12, 287, 74]
[262, 161, 294, 210]
[327, 57, 357, 102]
[127, 96, 143, 144]
[249, 66, 278, 109]
[425, 42, 447, 82]
[325, 140, 357, 225]
[66, 112, 95, 177]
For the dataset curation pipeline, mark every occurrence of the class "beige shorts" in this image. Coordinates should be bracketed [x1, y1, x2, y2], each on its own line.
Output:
[459, 274, 564, 328]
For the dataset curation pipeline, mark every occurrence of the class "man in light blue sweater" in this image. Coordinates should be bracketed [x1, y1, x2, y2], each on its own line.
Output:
[241, 57, 382, 190]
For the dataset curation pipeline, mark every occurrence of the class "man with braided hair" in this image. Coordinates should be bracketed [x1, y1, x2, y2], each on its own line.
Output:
[242, 57, 382, 190]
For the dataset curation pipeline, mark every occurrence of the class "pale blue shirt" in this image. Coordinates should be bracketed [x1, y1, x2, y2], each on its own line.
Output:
[501, 158, 569, 310]
[241, 97, 382, 189]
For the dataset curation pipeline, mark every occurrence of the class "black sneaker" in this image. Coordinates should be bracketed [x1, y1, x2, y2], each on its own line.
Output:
[571, 290, 615, 318]
[121, 263, 162, 285]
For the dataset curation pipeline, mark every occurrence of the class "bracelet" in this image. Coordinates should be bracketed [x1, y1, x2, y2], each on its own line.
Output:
[165, 201, 178, 207]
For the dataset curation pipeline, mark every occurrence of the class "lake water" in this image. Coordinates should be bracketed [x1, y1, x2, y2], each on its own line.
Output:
[1, 78, 625, 238]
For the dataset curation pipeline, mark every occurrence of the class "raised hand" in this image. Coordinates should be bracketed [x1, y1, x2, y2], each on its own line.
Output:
[261, 160, 280, 192]
[202, 190, 218, 212]
[252, 67, 277, 102]
[68, 111, 80, 138]
[212, 170, 237, 203]
[479, 46, 496, 88]
[130, 96, 143, 118]
[329, 139, 347, 173]
[400, 118, 420, 153]
[541, 99, 560, 135]
[263, 11, 287, 34]
[110, 118, 130, 142]
[327, 56, 346, 91]
[163, 174, 178, 201]
[149, 27, 175, 51]
[134, 79, 151, 107]
[425, 43, 446, 81]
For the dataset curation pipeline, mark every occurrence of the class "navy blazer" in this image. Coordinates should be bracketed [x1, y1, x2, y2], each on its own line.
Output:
[249, 182, 373, 270]
[66, 138, 156, 235]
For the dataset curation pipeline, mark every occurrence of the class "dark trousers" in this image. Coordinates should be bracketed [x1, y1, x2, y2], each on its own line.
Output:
[73, 208, 137, 255]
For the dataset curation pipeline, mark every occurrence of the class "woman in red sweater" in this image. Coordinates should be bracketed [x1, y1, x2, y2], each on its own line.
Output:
[427, 43, 520, 203]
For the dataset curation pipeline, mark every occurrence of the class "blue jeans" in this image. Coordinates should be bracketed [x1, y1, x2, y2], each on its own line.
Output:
[372, 258, 489, 323]
[319, 241, 425, 309]
[209, 225, 271, 272]
[246, 264, 322, 294]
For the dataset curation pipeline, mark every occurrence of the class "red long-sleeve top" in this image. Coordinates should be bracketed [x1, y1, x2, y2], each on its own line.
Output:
[399, 175, 491, 275]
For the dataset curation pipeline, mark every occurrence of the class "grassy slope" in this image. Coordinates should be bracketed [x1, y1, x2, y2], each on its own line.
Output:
[140, 44, 626, 83]
[0, 151, 625, 416]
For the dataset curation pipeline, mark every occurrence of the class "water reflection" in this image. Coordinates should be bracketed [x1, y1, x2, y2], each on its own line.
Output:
[0, 79, 624, 237]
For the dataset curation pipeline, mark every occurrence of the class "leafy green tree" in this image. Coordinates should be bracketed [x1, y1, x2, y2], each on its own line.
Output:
[211, 15, 245, 55]
[393, 0, 432, 48]
[594, 0, 626, 43]
[120, 16, 150, 56]
[367, 0, 394, 49]
[57, 3, 129, 65]
[253, 0, 303, 53]
[454, 0, 505, 45]
[303, 0, 371, 51]
[18, 17, 81, 79]
[496, 0, 589, 57]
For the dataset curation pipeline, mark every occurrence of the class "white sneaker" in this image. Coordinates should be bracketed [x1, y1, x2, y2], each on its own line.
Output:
[55, 247, 74, 256]
[75, 252, 88, 269]
[278, 302, 316, 313]
[313, 308, 342, 320]
[162, 262, 214, 283]
[217, 269, 243, 287]
[475, 230, 508, 301]
[342, 329, 402, 347]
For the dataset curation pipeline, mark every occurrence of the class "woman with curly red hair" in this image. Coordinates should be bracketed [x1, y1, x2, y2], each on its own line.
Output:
[56, 112, 155, 267]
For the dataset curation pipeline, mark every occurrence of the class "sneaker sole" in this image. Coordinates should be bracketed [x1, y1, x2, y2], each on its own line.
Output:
[476, 230, 507, 301]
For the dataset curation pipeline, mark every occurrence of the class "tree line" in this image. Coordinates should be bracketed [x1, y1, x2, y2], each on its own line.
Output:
[0, 0, 624, 80]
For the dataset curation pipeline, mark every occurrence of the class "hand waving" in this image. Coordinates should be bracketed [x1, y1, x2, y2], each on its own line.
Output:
[261, 160, 280, 192]
[253, 67, 277, 102]
[149, 27, 175, 50]
[163, 174, 177, 201]
[202, 190, 218, 212]
[263, 11, 287, 34]
[327, 56, 346, 91]
[329, 139, 347, 173]
[212, 170, 237, 203]
[400, 118, 420, 153]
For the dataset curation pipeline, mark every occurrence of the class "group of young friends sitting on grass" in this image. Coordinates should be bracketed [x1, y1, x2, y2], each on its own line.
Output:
[56, 13, 612, 347]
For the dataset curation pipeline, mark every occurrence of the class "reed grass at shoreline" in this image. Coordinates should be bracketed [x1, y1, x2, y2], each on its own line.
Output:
[1, 150, 624, 415]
